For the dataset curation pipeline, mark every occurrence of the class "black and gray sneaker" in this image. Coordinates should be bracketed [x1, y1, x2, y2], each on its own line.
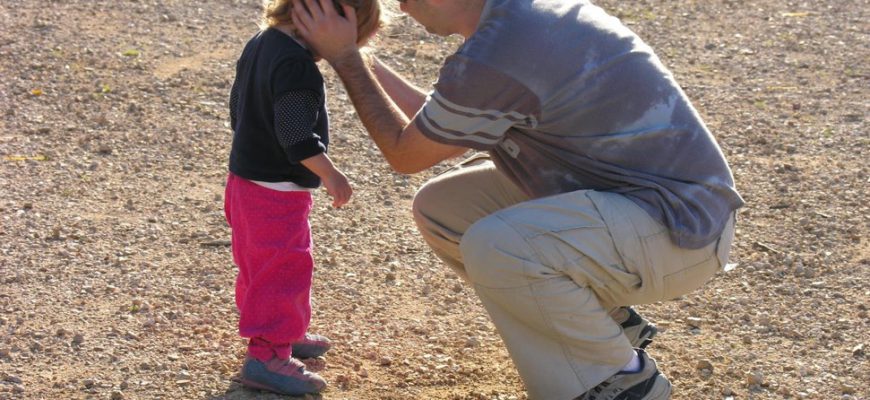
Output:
[611, 307, 658, 349]
[577, 348, 672, 400]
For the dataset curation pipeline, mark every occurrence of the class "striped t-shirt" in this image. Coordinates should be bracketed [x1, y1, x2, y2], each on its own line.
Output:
[414, 0, 744, 249]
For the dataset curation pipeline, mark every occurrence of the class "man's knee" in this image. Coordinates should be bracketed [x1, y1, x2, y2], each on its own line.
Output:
[411, 179, 440, 232]
[460, 216, 524, 285]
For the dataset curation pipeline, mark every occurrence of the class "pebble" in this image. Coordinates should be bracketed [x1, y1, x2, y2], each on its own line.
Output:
[72, 334, 85, 346]
[840, 383, 856, 394]
[696, 360, 714, 374]
[111, 391, 124, 400]
[852, 343, 864, 357]
[746, 371, 764, 387]
[465, 336, 480, 348]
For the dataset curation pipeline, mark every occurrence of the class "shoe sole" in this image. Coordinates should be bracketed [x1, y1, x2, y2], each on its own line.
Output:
[292, 343, 330, 359]
[625, 321, 658, 349]
[644, 374, 672, 400]
[239, 378, 325, 396]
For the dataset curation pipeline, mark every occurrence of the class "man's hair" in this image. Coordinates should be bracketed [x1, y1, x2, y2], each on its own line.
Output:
[261, 0, 382, 45]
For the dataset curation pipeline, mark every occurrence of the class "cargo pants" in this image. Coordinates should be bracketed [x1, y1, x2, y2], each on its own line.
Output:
[412, 155, 735, 399]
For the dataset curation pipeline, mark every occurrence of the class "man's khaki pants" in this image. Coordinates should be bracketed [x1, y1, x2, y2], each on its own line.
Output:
[412, 155, 735, 400]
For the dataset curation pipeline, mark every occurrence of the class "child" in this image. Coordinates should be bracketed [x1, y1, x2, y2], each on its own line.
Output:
[224, 0, 381, 395]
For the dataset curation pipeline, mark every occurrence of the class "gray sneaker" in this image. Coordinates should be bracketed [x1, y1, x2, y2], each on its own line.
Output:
[611, 307, 657, 349]
[577, 349, 672, 400]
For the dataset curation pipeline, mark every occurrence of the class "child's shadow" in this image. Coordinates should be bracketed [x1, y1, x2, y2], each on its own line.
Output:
[207, 358, 327, 400]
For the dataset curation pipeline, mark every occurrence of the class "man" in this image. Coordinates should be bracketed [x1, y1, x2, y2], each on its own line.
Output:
[291, 0, 743, 398]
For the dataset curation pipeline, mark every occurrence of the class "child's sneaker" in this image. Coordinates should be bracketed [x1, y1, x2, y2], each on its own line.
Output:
[292, 333, 332, 359]
[576, 349, 671, 400]
[239, 355, 326, 395]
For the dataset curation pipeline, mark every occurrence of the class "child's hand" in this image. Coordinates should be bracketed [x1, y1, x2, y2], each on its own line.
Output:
[322, 170, 352, 208]
[299, 153, 351, 208]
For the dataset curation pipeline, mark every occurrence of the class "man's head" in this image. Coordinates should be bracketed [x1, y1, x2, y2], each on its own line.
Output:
[262, 0, 382, 45]
[396, 0, 485, 38]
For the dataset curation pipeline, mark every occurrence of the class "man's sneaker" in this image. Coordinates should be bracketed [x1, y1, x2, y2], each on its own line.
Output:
[292, 333, 332, 359]
[239, 355, 326, 395]
[577, 349, 672, 400]
[611, 307, 658, 349]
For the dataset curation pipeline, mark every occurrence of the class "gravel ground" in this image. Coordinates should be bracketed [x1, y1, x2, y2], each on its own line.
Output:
[0, 0, 867, 399]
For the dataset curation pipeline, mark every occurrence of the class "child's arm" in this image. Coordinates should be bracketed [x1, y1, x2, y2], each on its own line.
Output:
[300, 153, 352, 208]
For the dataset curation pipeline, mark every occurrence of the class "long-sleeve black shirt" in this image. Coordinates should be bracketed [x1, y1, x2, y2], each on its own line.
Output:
[228, 28, 329, 188]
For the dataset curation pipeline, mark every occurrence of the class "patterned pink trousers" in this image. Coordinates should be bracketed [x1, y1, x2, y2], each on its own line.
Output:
[224, 173, 314, 361]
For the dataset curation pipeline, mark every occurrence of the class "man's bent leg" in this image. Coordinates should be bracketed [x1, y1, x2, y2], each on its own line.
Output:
[460, 199, 636, 399]
[412, 154, 528, 281]
[459, 190, 734, 398]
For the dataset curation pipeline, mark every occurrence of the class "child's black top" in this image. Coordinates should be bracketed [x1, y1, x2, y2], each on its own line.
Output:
[228, 28, 328, 188]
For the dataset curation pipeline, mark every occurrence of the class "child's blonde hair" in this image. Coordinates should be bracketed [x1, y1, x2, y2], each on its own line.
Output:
[261, 0, 382, 45]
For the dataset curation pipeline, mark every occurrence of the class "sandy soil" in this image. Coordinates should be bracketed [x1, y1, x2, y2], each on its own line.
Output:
[1, 0, 867, 399]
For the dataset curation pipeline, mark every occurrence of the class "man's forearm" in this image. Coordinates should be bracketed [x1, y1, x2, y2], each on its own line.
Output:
[371, 56, 427, 119]
[330, 51, 412, 167]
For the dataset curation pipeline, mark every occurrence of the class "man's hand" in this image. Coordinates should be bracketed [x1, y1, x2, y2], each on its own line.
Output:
[292, 0, 359, 64]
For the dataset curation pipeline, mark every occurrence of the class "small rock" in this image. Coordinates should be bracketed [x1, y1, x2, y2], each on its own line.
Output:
[378, 356, 393, 366]
[83, 379, 96, 389]
[111, 391, 125, 400]
[72, 334, 85, 346]
[840, 383, 856, 394]
[852, 343, 864, 357]
[3, 375, 22, 384]
[696, 360, 714, 374]
[464, 336, 480, 348]
[746, 371, 764, 387]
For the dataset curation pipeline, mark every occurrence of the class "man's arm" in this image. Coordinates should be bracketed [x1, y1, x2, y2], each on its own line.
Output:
[292, 0, 466, 174]
[332, 53, 466, 174]
[368, 54, 427, 119]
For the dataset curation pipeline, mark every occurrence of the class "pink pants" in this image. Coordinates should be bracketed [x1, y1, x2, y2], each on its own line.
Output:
[224, 173, 314, 361]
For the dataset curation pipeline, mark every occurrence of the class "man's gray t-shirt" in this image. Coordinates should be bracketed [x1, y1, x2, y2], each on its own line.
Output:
[414, 0, 744, 249]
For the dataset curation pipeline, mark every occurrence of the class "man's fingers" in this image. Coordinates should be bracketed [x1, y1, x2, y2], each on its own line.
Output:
[342, 4, 357, 26]
[317, 0, 333, 16]
[290, 10, 309, 36]
[302, 0, 323, 18]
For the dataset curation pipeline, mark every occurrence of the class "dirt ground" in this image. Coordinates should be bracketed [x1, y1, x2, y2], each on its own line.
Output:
[1, 0, 867, 399]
